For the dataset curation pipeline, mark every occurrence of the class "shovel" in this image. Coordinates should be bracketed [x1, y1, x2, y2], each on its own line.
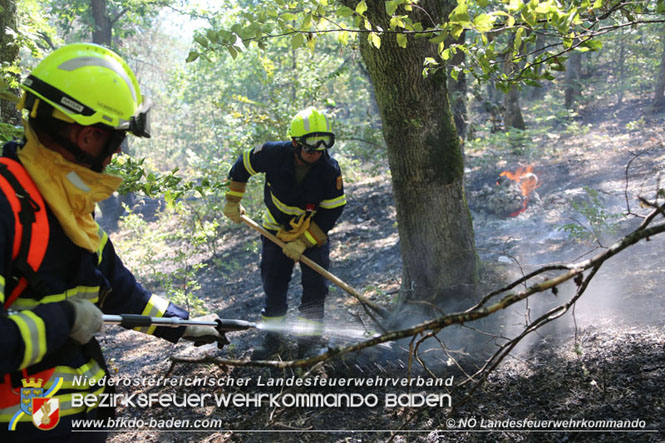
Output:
[240, 214, 390, 319]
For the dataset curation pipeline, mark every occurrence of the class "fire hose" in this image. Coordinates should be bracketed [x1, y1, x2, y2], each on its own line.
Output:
[102, 314, 256, 331]
[240, 214, 390, 319]
[102, 314, 257, 349]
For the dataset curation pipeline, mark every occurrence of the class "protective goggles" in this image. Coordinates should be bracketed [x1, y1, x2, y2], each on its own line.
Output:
[294, 132, 335, 152]
[118, 97, 152, 138]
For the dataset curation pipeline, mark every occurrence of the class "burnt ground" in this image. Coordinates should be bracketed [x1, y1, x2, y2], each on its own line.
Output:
[102, 96, 665, 442]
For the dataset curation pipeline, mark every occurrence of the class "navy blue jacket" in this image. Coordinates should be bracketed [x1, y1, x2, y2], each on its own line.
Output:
[229, 141, 346, 235]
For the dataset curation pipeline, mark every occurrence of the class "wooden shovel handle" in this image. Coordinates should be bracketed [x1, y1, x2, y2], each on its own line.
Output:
[240, 214, 389, 319]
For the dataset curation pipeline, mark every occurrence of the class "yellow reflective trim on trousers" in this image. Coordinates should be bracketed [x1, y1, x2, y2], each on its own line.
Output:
[270, 192, 305, 216]
[0, 274, 5, 304]
[243, 148, 258, 176]
[9, 310, 47, 369]
[319, 194, 347, 209]
[137, 294, 170, 334]
[97, 225, 109, 265]
[9, 286, 100, 310]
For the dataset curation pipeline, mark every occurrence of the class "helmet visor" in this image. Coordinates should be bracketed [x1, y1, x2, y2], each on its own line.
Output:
[296, 132, 335, 152]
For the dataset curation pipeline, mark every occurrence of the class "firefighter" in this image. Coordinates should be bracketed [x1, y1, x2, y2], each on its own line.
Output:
[223, 107, 346, 359]
[0, 43, 224, 441]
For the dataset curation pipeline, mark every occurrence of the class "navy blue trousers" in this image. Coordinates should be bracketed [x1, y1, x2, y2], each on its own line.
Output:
[260, 235, 330, 320]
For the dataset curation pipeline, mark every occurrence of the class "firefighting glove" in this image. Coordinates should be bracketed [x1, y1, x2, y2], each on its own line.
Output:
[223, 180, 247, 224]
[222, 200, 245, 224]
[183, 315, 230, 349]
[67, 298, 103, 344]
[282, 238, 308, 261]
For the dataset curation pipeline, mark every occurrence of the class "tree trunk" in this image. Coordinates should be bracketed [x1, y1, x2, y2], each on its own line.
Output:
[89, 0, 131, 229]
[654, 32, 665, 108]
[616, 28, 626, 105]
[502, 44, 526, 130]
[564, 50, 582, 109]
[447, 32, 468, 141]
[0, 0, 20, 126]
[91, 0, 112, 45]
[528, 34, 547, 101]
[503, 87, 525, 130]
[344, 0, 478, 312]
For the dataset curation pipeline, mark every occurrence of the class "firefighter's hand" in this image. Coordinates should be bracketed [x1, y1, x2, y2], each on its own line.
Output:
[222, 200, 245, 224]
[67, 299, 103, 344]
[282, 238, 308, 261]
[183, 316, 230, 349]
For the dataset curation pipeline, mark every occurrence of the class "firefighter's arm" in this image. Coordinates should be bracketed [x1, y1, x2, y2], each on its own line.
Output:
[95, 230, 188, 343]
[224, 143, 277, 223]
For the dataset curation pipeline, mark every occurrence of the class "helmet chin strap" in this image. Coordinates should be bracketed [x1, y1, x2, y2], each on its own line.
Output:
[294, 145, 323, 164]
[51, 132, 113, 173]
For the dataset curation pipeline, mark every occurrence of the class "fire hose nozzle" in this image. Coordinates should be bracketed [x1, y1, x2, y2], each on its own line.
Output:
[215, 318, 257, 331]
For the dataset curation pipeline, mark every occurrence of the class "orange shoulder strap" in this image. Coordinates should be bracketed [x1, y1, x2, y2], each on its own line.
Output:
[0, 157, 50, 309]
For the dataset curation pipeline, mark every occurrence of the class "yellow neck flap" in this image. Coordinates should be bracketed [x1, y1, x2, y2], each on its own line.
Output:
[17, 122, 123, 252]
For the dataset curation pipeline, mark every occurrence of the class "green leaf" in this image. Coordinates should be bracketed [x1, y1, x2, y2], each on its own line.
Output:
[227, 46, 238, 59]
[280, 12, 297, 21]
[206, 29, 219, 44]
[185, 51, 200, 63]
[515, 27, 524, 50]
[337, 6, 355, 17]
[507, 0, 523, 12]
[194, 36, 208, 48]
[429, 33, 446, 45]
[292, 33, 304, 50]
[337, 30, 350, 45]
[441, 48, 451, 60]
[302, 13, 312, 30]
[451, 24, 464, 39]
[535, 1, 555, 14]
[356, 0, 368, 15]
[368, 32, 381, 48]
[450, 3, 471, 25]
[386, 0, 400, 16]
[473, 14, 495, 32]
[396, 33, 407, 48]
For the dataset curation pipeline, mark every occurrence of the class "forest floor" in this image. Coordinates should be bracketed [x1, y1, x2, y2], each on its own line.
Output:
[102, 96, 665, 442]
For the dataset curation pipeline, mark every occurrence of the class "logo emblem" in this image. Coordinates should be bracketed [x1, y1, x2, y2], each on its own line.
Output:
[336, 175, 343, 190]
[20, 378, 44, 415]
[9, 377, 63, 432]
[32, 398, 60, 430]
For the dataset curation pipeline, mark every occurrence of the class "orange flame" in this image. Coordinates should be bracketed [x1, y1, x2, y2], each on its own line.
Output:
[499, 165, 541, 216]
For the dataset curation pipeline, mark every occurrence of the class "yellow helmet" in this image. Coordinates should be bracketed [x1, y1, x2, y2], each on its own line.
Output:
[20, 42, 151, 137]
[287, 107, 334, 151]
